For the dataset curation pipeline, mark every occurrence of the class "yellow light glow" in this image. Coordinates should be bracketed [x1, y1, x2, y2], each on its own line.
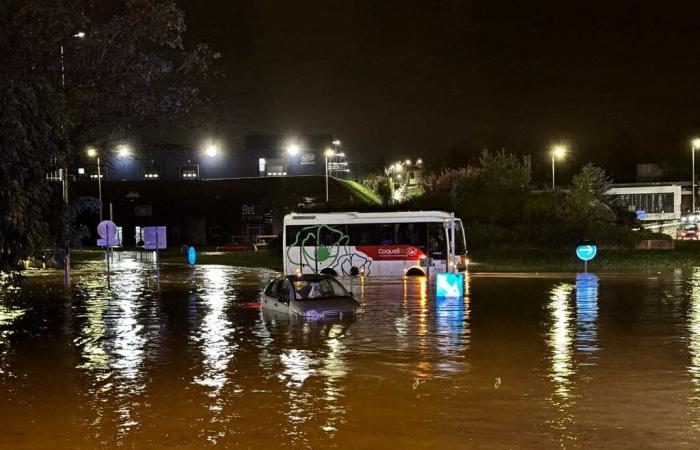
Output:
[692, 138, 700, 149]
[551, 145, 567, 160]
[325, 148, 335, 157]
[287, 143, 300, 156]
[116, 144, 131, 157]
[205, 144, 218, 157]
[86, 147, 98, 158]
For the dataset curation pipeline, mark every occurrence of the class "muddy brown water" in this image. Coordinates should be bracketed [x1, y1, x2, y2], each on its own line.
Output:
[1, 252, 700, 448]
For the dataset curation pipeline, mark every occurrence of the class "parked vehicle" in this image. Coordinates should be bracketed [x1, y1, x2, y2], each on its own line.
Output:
[677, 223, 699, 240]
[261, 274, 360, 319]
[283, 211, 467, 277]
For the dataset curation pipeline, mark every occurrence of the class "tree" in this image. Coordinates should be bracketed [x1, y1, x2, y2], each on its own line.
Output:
[0, 0, 220, 271]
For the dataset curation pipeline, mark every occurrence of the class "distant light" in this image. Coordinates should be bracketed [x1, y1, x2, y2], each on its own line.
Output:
[405, 159, 412, 166]
[332, 139, 341, 146]
[325, 148, 335, 157]
[416, 158, 423, 165]
[551, 145, 567, 160]
[692, 138, 700, 149]
[86, 147, 97, 158]
[73, 31, 86, 39]
[78, 167, 85, 175]
[287, 143, 300, 156]
[206, 144, 218, 157]
[116, 144, 131, 158]
[337, 152, 345, 157]
[394, 163, 403, 172]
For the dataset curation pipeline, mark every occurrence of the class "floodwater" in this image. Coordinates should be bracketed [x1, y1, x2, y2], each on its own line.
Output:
[2, 254, 700, 448]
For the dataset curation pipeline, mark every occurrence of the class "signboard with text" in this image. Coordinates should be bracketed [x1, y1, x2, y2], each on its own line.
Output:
[143, 226, 167, 250]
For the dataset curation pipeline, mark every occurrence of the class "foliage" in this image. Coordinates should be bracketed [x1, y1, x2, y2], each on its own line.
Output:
[360, 173, 392, 205]
[0, 0, 219, 271]
[0, 80, 67, 271]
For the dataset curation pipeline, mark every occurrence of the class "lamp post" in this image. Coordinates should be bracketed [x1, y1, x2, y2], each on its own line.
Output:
[86, 148, 103, 222]
[58, 31, 86, 287]
[550, 145, 567, 190]
[692, 139, 700, 213]
[325, 148, 335, 202]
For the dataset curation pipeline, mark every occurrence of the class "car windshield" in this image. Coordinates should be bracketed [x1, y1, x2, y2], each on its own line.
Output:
[683, 224, 698, 230]
[293, 278, 348, 300]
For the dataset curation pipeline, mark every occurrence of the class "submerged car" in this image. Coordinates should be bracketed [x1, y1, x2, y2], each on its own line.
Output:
[261, 274, 361, 319]
[677, 223, 699, 240]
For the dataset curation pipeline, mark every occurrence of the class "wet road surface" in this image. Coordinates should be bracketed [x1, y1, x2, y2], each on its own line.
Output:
[2, 253, 700, 448]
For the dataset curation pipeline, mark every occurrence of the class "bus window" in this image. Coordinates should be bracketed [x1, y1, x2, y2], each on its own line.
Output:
[348, 224, 378, 246]
[427, 223, 446, 258]
[397, 223, 426, 247]
[318, 224, 347, 246]
[379, 224, 395, 245]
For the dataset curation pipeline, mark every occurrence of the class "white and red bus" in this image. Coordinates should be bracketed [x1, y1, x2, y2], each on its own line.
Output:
[283, 211, 467, 277]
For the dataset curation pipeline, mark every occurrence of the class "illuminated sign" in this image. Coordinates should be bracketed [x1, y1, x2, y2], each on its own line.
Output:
[187, 246, 196, 265]
[635, 210, 646, 220]
[575, 243, 597, 261]
[143, 226, 167, 250]
[300, 152, 316, 165]
[96, 220, 119, 247]
[436, 273, 464, 298]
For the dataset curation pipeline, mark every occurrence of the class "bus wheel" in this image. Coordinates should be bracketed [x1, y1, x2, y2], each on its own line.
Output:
[320, 268, 338, 276]
[405, 268, 425, 277]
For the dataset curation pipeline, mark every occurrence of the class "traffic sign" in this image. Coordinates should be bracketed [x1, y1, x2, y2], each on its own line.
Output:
[143, 226, 167, 250]
[576, 243, 597, 261]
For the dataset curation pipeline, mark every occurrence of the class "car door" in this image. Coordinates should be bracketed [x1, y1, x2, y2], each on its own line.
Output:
[262, 280, 278, 310]
[274, 279, 293, 313]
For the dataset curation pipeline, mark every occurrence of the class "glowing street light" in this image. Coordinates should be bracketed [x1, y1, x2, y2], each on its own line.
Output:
[550, 145, 568, 190]
[116, 143, 131, 158]
[86, 147, 103, 221]
[205, 143, 218, 157]
[405, 159, 412, 166]
[325, 148, 335, 202]
[287, 143, 300, 156]
[692, 138, 700, 212]
[416, 158, 423, 166]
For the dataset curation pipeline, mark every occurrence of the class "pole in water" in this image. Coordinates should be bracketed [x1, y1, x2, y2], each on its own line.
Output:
[155, 228, 160, 290]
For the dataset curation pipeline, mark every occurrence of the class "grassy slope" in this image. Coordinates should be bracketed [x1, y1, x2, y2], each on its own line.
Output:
[339, 180, 382, 205]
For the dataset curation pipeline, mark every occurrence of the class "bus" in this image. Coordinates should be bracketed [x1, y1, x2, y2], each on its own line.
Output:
[283, 211, 467, 277]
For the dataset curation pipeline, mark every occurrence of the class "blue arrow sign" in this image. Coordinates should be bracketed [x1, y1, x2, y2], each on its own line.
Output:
[187, 246, 196, 265]
[576, 244, 597, 262]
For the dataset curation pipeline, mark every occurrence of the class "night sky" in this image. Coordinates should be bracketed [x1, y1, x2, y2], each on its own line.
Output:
[179, 0, 700, 180]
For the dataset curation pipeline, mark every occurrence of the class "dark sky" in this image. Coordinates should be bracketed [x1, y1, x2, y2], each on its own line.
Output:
[179, 0, 700, 180]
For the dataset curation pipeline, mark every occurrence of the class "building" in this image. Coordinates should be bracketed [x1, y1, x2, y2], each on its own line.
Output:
[76, 134, 350, 182]
[243, 134, 349, 179]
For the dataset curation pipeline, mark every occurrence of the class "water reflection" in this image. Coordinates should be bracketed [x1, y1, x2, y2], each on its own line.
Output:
[192, 266, 236, 444]
[576, 273, 599, 361]
[434, 274, 471, 372]
[546, 281, 575, 444]
[0, 300, 26, 377]
[688, 268, 700, 424]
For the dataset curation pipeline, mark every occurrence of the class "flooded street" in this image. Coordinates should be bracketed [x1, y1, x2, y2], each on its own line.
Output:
[2, 253, 700, 448]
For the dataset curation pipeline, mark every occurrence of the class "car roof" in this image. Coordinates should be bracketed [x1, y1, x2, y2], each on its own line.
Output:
[286, 274, 334, 282]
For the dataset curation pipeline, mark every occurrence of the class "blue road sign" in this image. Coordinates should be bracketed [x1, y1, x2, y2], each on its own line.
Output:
[187, 246, 196, 265]
[576, 244, 598, 261]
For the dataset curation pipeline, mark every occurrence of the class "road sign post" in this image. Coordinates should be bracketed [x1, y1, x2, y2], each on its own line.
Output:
[144, 226, 167, 289]
[575, 242, 598, 273]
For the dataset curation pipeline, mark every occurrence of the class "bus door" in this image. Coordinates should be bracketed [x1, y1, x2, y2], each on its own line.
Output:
[427, 222, 447, 273]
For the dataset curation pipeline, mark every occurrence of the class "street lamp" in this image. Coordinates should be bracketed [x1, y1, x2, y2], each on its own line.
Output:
[116, 143, 131, 158]
[325, 148, 335, 202]
[692, 138, 700, 213]
[550, 145, 567, 190]
[287, 143, 300, 156]
[86, 147, 103, 222]
[205, 143, 218, 158]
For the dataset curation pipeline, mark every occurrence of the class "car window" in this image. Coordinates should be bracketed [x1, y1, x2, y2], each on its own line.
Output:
[294, 278, 348, 300]
[265, 280, 278, 296]
[276, 279, 294, 303]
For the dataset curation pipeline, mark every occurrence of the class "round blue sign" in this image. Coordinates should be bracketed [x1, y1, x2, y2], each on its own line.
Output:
[187, 246, 196, 265]
[576, 244, 597, 261]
